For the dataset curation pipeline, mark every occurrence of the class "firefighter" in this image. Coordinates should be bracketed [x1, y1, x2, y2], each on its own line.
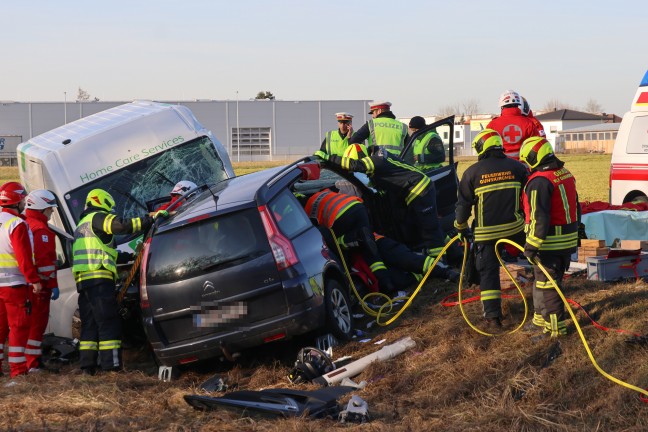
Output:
[486, 90, 540, 160]
[408, 116, 445, 171]
[520, 96, 546, 138]
[72, 188, 157, 374]
[519, 137, 579, 337]
[157, 180, 197, 211]
[315, 144, 449, 265]
[0, 182, 42, 378]
[454, 130, 528, 328]
[23, 190, 60, 372]
[319, 113, 354, 157]
[303, 189, 396, 294]
[349, 101, 409, 159]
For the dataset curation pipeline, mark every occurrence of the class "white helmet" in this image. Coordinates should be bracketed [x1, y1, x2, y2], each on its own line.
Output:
[499, 90, 522, 108]
[520, 96, 531, 116]
[170, 180, 197, 196]
[25, 189, 58, 210]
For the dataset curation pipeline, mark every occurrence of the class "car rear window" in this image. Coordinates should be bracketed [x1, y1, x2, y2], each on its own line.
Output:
[146, 209, 270, 284]
[269, 190, 312, 238]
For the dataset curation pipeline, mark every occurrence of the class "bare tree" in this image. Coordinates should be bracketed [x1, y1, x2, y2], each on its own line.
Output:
[461, 99, 481, 116]
[438, 104, 460, 117]
[76, 87, 91, 102]
[255, 91, 275, 100]
[583, 98, 603, 113]
[542, 99, 574, 111]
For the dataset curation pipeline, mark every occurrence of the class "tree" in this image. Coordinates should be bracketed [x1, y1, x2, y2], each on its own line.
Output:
[461, 99, 481, 116]
[76, 87, 99, 102]
[542, 99, 574, 111]
[255, 91, 275, 100]
[438, 103, 460, 117]
[583, 98, 603, 114]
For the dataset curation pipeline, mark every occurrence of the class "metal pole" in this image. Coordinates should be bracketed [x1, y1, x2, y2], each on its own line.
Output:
[64, 91, 67, 124]
[236, 91, 240, 162]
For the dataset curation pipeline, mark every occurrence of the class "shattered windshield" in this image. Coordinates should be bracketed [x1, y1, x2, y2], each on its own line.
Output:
[65, 136, 229, 241]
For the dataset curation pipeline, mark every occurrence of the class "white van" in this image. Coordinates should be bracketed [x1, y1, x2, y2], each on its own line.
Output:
[17, 101, 235, 338]
[610, 70, 648, 204]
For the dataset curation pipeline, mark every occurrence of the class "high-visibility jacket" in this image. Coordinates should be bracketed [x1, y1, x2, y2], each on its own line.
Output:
[487, 107, 540, 159]
[304, 190, 362, 228]
[412, 130, 445, 171]
[329, 147, 431, 206]
[523, 161, 579, 252]
[72, 212, 118, 282]
[455, 151, 528, 242]
[324, 130, 350, 157]
[0, 210, 38, 286]
[367, 117, 408, 156]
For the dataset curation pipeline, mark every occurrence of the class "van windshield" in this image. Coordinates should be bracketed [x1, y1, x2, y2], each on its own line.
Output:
[65, 136, 229, 239]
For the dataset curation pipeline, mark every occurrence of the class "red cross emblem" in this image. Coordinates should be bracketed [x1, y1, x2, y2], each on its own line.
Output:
[502, 124, 523, 144]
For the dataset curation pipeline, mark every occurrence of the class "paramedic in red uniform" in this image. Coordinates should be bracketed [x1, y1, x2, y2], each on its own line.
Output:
[519, 137, 579, 337]
[23, 190, 60, 372]
[520, 96, 546, 138]
[487, 90, 540, 160]
[0, 182, 42, 378]
[158, 180, 197, 211]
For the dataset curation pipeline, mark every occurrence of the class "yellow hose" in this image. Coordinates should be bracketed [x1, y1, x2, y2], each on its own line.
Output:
[495, 238, 648, 401]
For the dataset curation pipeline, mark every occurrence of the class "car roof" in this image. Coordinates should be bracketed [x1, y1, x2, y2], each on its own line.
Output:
[159, 164, 291, 228]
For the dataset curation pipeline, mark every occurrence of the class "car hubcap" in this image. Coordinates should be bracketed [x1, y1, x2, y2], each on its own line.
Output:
[331, 288, 351, 333]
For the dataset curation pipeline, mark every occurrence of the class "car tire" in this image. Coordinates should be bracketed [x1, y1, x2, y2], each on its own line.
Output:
[324, 279, 353, 340]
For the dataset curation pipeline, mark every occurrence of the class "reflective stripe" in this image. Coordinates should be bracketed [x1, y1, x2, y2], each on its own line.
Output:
[405, 176, 431, 206]
[558, 184, 572, 224]
[532, 312, 547, 327]
[37, 265, 56, 273]
[8, 356, 26, 363]
[99, 340, 122, 350]
[27, 339, 41, 347]
[480, 290, 501, 301]
[369, 261, 387, 272]
[361, 157, 375, 174]
[545, 314, 567, 337]
[536, 280, 554, 289]
[79, 341, 98, 351]
[75, 269, 114, 283]
[25, 348, 42, 355]
[103, 214, 116, 234]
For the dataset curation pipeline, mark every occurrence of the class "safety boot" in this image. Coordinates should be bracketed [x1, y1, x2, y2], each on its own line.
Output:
[484, 317, 503, 331]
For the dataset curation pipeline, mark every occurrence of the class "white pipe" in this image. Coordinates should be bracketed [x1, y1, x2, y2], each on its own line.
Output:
[313, 337, 416, 386]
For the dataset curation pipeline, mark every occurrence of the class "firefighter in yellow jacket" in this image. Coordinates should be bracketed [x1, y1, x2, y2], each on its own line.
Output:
[72, 189, 158, 374]
[519, 137, 579, 337]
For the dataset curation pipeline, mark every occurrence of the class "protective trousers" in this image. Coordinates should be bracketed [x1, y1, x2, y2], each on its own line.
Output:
[25, 289, 52, 370]
[406, 191, 445, 255]
[78, 279, 123, 372]
[532, 252, 571, 337]
[0, 285, 30, 377]
[332, 205, 392, 292]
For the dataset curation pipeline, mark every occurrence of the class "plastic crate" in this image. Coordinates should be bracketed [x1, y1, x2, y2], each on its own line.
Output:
[586, 252, 648, 281]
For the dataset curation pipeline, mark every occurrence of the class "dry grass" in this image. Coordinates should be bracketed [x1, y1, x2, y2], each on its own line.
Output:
[1, 276, 647, 431]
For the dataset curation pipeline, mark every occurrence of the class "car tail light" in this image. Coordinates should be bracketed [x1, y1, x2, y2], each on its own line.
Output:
[258, 205, 299, 270]
[263, 332, 286, 343]
[139, 238, 152, 309]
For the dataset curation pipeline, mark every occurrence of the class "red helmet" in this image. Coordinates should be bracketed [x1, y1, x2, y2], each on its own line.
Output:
[0, 182, 27, 206]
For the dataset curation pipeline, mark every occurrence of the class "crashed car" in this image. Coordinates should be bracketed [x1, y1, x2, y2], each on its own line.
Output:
[140, 116, 459, 367]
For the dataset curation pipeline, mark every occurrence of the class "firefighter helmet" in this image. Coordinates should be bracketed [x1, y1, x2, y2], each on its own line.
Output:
[0, 181, 27, 206]
[170, 180, 197, 196]
[86, 189, 115, 212]
[472, 129, 503, 156]
[520, 137, 554, 169]
[343, 143, 368, 160]
[520, 96, 531, 116]
[499, 90, 522, 108]
[25, 189, 58, 210]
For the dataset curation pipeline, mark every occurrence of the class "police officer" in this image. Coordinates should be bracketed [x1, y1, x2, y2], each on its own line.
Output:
[303, 189, 395, 294]
[519, 137, 579, 337]
[319, 113, 354, 157]
[454, 130, 528, 328]
[487, 90, 540, 160]
[315, 144, 455, 279]
[23, 190, 60, 372]
[408, 116, 445, 171]
[72, 188, 157, 374]
[349, 101, 408, 158]
[0, 182, 42, 378]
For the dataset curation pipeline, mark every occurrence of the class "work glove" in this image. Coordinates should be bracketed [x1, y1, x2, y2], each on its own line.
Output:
[523, 245, 539, 264]
[153, 209, 169, 220]
[313, 150, 329, 161]
[51, 287, 60, 301]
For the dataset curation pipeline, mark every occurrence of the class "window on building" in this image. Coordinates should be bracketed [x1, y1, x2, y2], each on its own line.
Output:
[443, 131, 449, 140]
[578, 134, 584, 141]
[455, 131, 460, 139]
[564, 134, 571, 141]
[605, 132, 611, 140]
[585, 133, 591, 140]
[232, 127, 271, 156]
[612, 132, 618, 140]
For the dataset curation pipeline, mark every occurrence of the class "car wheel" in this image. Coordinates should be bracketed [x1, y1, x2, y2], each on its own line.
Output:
[324, 279, 353, 340]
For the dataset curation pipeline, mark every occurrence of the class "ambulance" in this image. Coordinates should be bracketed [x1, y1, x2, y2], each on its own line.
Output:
[17, 101, 235, 337]
[609, 70, 648, 204]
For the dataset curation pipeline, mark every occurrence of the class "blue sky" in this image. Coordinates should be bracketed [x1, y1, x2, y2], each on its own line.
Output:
[2, 0, 646, 117]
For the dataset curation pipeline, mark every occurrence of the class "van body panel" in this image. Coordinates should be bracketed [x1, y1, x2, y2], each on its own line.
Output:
[610, 71, 648, 204]
[17, 101, 234, 338]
